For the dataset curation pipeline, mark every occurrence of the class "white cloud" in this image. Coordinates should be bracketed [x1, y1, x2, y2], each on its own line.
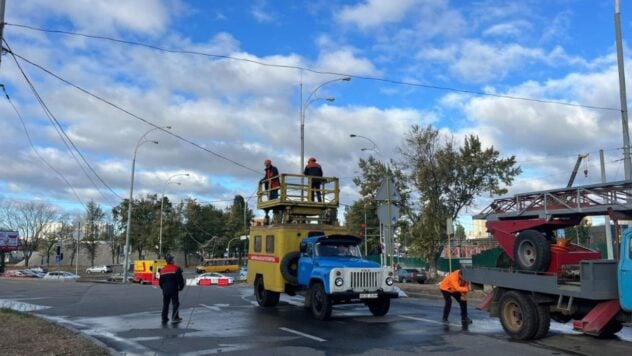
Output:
[483, 21, 531, 38]
[10, 0, 176, 35]
[336, 0, 419, 30]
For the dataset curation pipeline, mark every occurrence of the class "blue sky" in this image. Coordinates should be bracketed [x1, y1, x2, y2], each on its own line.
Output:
[1, 0, 632, 232]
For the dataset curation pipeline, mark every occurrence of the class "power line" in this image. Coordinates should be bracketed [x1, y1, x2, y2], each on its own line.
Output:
[1, 84, 87, 209]
[4, 39, 122, 204]
[6, 49, 261, 176]
[5, 22, 622, 113]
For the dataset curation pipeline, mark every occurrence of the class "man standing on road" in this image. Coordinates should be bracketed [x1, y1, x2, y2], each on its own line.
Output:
[159, 255, 185, 324]
[439, 269, 472, 327]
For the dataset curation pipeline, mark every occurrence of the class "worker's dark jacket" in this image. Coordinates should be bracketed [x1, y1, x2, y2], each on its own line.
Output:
[303, 163, 323, 186]
[159, 263, 185, 295]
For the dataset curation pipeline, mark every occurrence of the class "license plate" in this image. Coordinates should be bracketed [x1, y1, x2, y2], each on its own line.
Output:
[360, 293, 378, 299]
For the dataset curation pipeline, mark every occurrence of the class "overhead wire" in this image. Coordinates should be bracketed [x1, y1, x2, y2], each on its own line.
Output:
[7, 50, 261, 176]
[1, 84, 87, 209]
[4, 39, 122, 204]
[5, 22, 622, 113]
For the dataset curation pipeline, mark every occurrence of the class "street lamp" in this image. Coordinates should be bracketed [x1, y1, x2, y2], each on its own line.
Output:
[226, 235, 248, 258]
[350, 133, 395, 269]
[123, 126, 170, 283]
[159, 173, 190, 259]
[300, 76, 351, 172]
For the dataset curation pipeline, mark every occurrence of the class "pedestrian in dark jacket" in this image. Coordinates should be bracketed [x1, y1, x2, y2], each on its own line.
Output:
[159, 255, 185, 324]
[262, 159, 280, 200]
[304, 157, 323, 202]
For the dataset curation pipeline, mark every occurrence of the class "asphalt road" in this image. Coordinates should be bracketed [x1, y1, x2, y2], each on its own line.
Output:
[1, 277, 632, 356]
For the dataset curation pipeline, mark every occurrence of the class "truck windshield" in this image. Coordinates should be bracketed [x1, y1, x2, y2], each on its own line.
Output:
[316, 243, 361, 257]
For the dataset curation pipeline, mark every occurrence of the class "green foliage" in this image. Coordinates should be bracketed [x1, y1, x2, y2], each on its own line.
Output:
[563, 218, 592, 245]
[396, 125, 521, 272]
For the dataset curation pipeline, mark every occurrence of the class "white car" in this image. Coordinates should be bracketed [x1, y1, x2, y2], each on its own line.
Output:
[193, 272, 234, 286]
[86, 265, 112, 273]
[43, 271, 80, 280]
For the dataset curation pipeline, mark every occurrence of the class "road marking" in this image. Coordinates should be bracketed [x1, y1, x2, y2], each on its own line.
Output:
[400, 315, 461, 327]
[279, 327, 326, 342]
[199, 303, 221, 311]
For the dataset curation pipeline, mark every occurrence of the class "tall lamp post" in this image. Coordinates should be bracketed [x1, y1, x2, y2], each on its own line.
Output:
[350, 133, 395, 269]
[159, 173, 190, 259]
[300, 76, 351, 172]
[123, 126, 170, 283]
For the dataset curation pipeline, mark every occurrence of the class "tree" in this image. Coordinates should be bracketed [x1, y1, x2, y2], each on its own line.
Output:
[564, 218, 591, 246]
[112, 194, 161, 260]
[397, 125, 521, 274]
[83, 201, 105, 266]
[0, 201, 57, 266]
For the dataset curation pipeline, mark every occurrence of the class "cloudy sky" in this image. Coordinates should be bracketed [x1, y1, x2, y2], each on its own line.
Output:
[1, 0, 631, 230]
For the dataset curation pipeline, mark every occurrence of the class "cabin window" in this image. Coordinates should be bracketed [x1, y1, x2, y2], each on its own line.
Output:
[266, 235, 275, 253]
[254, 235, 262, 253]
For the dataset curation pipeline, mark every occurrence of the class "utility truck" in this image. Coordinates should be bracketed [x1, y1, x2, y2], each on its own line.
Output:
[462, 180, 632, 340]
[247, 173, 397, 320]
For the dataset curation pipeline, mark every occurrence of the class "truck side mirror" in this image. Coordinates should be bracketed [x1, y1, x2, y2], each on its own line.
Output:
[300, 242, 307, 253]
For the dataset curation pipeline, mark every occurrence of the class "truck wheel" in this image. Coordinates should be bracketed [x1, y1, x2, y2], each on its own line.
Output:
[533, 304, 551, 340]
[598, 321, 623, 338]
[368, 298, 391, 316]
[280, 252, 300, 285]
[254, 276, 280, 307]
[310, 282, 332, 320]
[514, 230, 551, 272]
[499, 291, 538, 340]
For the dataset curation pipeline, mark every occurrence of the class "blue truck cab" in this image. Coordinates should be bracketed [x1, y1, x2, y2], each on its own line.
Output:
[619, 228, 632, 312]
[296, 234, 398, 320]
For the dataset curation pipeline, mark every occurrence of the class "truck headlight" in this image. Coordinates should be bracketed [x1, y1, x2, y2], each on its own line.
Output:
[335, 277, 344, 287]
[385, 277, 393, 286]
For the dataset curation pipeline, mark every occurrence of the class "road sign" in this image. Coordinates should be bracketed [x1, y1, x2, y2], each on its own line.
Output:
[376, 178, 401, 201]
[377, 203, 399, 225]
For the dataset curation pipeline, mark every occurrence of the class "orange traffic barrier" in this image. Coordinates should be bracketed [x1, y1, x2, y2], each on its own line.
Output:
[218, 278, 229, 287]
[199, 278, 212, 286]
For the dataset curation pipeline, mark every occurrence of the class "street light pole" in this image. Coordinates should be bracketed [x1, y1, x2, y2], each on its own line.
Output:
[123, 126, 170, 283]
[159, 173, 189, 259]
[226, 235, 248, 258]
[300, 76, 351, 172]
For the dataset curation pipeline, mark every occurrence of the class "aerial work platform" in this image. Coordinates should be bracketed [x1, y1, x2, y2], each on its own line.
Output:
[475, 180, 632, 221]
[257, 173, 340, 225]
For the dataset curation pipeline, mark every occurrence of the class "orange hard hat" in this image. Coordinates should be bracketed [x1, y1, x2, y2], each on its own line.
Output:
[264, 159, 271, 165]
[308, 157, 316, 162]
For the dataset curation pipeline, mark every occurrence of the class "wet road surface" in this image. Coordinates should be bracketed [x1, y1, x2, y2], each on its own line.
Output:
[1, 279, 632, 355]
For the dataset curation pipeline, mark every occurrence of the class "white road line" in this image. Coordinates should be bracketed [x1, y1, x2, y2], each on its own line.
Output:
[279, 327, 326, 342]
[400, 315, 461, 327]
[199, 303, 221, 311]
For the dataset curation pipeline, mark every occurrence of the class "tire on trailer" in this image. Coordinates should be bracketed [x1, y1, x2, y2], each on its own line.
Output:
[499, 290, 539, 340]
[280, 252, 300, 285]
[368, 297, 391, 316]
[598, 321, 623, 338]
[254, 276, 280, 307]
[514, 230, 551, 272]
[310, 282, 332, 320]
[533, 304, 551, 340]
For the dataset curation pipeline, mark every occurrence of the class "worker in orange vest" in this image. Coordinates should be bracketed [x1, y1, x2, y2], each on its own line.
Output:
[439, 269, 472, 326]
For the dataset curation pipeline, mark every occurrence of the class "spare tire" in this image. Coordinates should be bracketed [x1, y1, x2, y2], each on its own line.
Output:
[280, 251, 300, 285]
[514, 230, 551, 272]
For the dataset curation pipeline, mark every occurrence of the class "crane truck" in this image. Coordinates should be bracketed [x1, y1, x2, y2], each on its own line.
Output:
[462, 180, 632, 340]
[246, 173, 397, 320]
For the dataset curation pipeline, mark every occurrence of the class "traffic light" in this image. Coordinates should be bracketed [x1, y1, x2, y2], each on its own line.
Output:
[60, 253, 63, 261]
[359, 231, 364, 237]
[55, 246, 61, 256]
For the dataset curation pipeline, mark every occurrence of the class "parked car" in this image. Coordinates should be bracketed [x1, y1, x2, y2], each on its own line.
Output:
[107, 273, 134, 283]
[21, 269, 45, 278]
[396, 268, 427, 284]
[43, 271, 80, 280]
[86, 265, 113, 274]
[28, 266, 47, 273]
[2, 270, 38, 278]
[192, 272, 234, 286]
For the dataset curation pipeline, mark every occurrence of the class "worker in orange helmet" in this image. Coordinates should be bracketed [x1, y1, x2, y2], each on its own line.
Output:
[261, 159, 280, 200]
[303, 157, 323, 202]
[439, 269, 472, 326]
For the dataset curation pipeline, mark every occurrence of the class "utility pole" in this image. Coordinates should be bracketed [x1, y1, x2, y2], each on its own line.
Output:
[0, 0, 6, 70]
[615, 0, 632, 179]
